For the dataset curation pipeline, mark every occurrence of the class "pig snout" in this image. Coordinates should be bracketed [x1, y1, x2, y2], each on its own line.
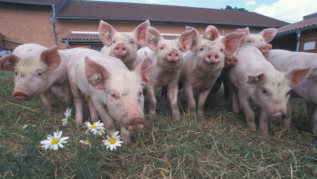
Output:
[205, 51, 221, 64]
[166, 49, 180, 62]
[225, 56, 238, 66]
[12, 90, 30, 100]
[114, 43, 128, 57]
[260, 44, 272, 55]
[125, 117, 145, 131]
[271, 111, 287, 120]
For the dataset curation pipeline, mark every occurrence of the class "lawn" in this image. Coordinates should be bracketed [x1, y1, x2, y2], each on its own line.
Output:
[0, 72, 316, 178]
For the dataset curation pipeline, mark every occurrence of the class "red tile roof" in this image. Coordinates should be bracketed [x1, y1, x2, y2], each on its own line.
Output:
[278, 16, 317, 35]
[0, 0, 61, 5]
[56, 0, 288, 28]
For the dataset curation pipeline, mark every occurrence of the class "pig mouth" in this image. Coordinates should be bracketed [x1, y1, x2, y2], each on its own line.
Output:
[270, 112, 287, 120]
[124, 117, 145, 131]
[12, 90, 31, 100]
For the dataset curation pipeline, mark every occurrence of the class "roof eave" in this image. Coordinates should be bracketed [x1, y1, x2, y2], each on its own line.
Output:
[0, 0, 53, 6]
[55, 16, 282, 28]
[276, 24, 317, 37]
[61, 39, 101, 43]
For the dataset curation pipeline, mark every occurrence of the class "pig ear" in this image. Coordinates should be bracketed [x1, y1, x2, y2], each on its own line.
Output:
[286, 68, 310, 85]
[259, 28, 277, 43]
[99, 20, 117, 47]
[203, 25, 220, 41]
[181, 28, 201, 52]
[146, 26, 162, 51]
[134, 54, 152, 84]
[222, 32, 245, 56]
[185, 26, 194, 30]
[306, 67, 317, 81]
[247, 73, 265, 84]
[178, 29, 198, 52]
[234, 27, 250, 35]
[134, 20, 150, 46]
[41, 46, 61, 70]
[0, 54, 19, 71]
[85, 56, 111, 90]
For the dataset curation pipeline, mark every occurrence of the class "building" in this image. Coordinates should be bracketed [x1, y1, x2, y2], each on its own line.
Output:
[271, 12, 317, 53]
[0, 0, 288, 52]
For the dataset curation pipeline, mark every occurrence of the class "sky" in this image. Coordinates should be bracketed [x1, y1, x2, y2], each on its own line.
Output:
[92, 0, 317, 23]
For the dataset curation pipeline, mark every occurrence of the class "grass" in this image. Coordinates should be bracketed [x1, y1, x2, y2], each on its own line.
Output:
[0, 72, 316, 178]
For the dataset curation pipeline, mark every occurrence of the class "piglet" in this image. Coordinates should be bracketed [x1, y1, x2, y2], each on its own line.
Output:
[266, 49, 317, 134]
[144, 27, 197, 120]
[0, 43, 71, 114]
[67, 48, 151, 144]
[181, 28, 245, 118]
[99, 20, 150, 70]
[229, 46, 309, 133]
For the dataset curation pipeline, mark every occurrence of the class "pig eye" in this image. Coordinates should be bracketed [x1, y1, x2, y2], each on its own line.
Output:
[15, 71, 17, 76]
[138, 90, 143, 97]
[200, 47, 204, 51]
[110, 91, 120, 100]
[286, 90, 291, 97]
[261, 87, 268, 95]
[129, 39, 135, 44]
[113, 40, 116, 43]
[247, 40, 252, 43]
[35, 69, 44, 77]
[160, 46, 164, 50]
[220, 48, 224, 52]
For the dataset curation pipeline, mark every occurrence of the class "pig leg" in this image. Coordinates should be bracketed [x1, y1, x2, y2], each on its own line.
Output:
[168, 84, 180, 120]
[197, 87, 212, 118]
[283, 101, 292, 129]
[120, 126, 131, 145]
[230, 86, 239, 114]
[40, 91, 52, 114]
[259, 110, 268, 134]
[238, 93, 256, 131]
[184, 85, 196, 114]
[93, 102, 116, 136]
[306, 103, 313, 122]
[69, 82, 84, 124]
[311, 105, 317, 135]
[88, 97, 98, 122]
[146, 84, 157, 115]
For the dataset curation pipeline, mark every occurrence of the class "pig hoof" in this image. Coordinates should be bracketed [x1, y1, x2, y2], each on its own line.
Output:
[247, 123, 256, 131]
[173, 113, 181, 121]
[149, 110, 156, 115]
[197, 111, 205, 119]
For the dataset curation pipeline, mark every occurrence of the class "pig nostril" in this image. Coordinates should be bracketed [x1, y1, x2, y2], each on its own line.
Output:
[207, 55, 211, 59]
[215, 55, 219, 59]
[122, 47, 126, 51]
[115, 47, 119, 50]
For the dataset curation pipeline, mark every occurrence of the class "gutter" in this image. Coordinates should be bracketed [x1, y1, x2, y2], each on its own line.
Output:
[0, 0, 52, 6]
[55, 16, 282, 29]
[51, 4, 58, 46]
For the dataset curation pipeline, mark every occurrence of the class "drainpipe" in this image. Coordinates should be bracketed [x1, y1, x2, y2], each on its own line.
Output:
[295, 30, 301, 52]
[51, 4, 58, 46]
[65, 40, 70, 49]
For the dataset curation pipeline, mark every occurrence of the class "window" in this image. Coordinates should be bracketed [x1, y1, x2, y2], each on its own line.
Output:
[303, 41, 316, 51]
[90, 44, 104, 51]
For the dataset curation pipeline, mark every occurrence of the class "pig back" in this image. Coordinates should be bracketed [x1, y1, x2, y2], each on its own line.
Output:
[67, 48, 128, 95]
[267, 49, 317, 73]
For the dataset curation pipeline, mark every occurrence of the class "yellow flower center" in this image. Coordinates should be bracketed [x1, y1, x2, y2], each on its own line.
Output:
[83, 140, 89, 144]
[90, 124, 97, 129]
[51, 138, 60, 145]
[109, 137, 116, 144]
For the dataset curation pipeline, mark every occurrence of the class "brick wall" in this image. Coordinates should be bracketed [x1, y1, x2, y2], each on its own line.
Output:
[0, 3, 55, 50]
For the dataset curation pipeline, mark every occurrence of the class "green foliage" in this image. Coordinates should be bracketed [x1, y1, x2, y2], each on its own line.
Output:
[0, 73, 316, 178]
[223, 5, 248, 12]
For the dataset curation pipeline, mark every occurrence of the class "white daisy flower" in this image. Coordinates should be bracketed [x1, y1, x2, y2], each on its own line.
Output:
[103, 131, 123, 151]
[85, 121, 105, 136]
[61, 108, 72, 127]
[79, 140, 91, 146]
[40, 130, 69, 150]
